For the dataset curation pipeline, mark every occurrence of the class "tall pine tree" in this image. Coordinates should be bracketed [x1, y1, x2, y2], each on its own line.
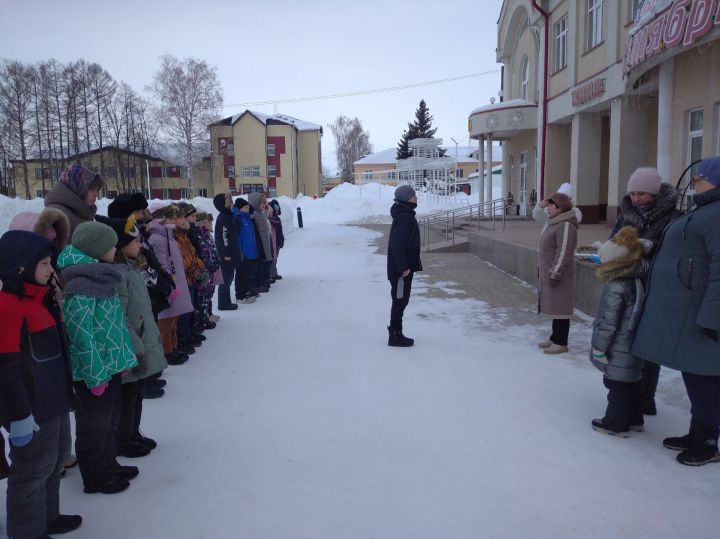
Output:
[396, 99, 444, 159]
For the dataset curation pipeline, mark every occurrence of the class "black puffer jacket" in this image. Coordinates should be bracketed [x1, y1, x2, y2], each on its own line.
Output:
[610, 183, 680, 247]
[213, 193, 243, 266]
[387, 201, 422, 281]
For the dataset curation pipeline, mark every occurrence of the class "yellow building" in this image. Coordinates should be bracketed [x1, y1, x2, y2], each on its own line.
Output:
[470, 0, 720, 221]
[209, 110, 323, 198]
[11, 146, 212, 200]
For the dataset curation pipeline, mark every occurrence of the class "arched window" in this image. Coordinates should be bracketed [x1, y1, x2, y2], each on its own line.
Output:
[520, 56, 529, 101]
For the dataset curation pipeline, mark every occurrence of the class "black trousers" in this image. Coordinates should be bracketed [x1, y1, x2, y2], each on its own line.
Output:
[234, 261, 252, 299]
[389, 273, 414, 330]
[683, 372, 720, 446]
[117, 380, 144, 444]
[639, 361, 661, 407]
[602, 377, 644, 431]
[218, 261, 236, 308]
[550, 319, 570, 346]
[74, 373, 122, 488]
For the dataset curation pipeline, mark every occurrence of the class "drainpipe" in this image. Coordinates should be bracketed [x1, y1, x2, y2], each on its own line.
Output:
[532, 0, 549, 200]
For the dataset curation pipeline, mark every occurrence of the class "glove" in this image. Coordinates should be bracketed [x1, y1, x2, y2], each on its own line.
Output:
[591, 348, 609, 365]
[90, 382, 108, 396]
[701, 327, 719, 342]
[168, 287, 180, 302]
[9, 415, 40, 447]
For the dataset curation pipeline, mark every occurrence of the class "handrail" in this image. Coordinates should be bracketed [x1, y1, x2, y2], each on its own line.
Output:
[417, 198, 509, 249]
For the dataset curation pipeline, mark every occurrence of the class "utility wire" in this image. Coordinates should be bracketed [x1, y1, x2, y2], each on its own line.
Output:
[224, 70, 501, 108]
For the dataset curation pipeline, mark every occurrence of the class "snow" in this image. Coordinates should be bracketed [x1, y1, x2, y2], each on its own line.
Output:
[470, 99, 536, 115]
[354, 145, 501, 166]
[1, 190, 719, 538]
[229, 110, 322, 132]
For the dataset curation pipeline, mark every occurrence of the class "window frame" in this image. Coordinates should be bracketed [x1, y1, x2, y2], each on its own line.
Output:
[252, 165, 261, 177]
[267, 143, 276, 156]
[687, 107, 704, 172]
[267, 164, 277, 177]
[587, 0, 604, 50]
[520, 56, 529, 100]
[554, 16, 568, 72]
[197, 188, 208, 197]
[241, 165, 251, 178]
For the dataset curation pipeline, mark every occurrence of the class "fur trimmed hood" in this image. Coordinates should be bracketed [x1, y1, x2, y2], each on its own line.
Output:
[34, 208, 71, 253]
[596, 226, 644, 283]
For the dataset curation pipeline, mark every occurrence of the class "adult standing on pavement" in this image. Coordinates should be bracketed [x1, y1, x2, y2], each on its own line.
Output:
[387, 185, 422, 347]
[608, 167, 681, 416]
[631, 156, 720, 466]
[44, 163, 103, 234]
[533, 182, 582, 234]
[537, 192, 579, 354]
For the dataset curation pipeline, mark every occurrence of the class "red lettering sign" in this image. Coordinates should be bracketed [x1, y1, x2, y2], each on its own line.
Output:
[572, 78, 606, 107]
[645, 14, 668, 55]
[664, 0, 691, 48]
[685, 0, 714, 46]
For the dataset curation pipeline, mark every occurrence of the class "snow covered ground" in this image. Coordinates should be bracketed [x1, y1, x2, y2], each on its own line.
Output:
[1, 186, 719, 538]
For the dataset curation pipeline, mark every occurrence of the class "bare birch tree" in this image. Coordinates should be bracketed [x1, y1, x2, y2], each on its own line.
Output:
[328, 116, 372, 183]
[149, 55, 222, 196]
[0, 60, 34, 198]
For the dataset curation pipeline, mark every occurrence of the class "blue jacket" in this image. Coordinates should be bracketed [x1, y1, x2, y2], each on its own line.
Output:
[631, 188, 720, 375]
[233, 208, 259, 260]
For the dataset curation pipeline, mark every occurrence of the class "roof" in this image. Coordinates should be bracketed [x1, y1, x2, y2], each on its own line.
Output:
[9, 145, 166, 165]
[470, 99, 536, 115]
[217, 110, 323, 133]
[353, 145, 502, 166]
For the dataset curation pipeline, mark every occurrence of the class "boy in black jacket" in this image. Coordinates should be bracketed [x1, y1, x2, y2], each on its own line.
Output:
[213, 192, 243, 310]
[387, 185, 422, 347]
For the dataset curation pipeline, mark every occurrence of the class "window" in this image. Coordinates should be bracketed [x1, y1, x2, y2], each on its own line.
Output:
[36, 190, 45, 198]
[554, 16, 568, 72]
[162, 188, 172, 199]
[629, 0, 641, 22]
[241, 183, 264, 194]
[364, 171, 373, 181]
[456, 168, 464, 178]
[241, 165, 251, 177]
[388, 171, 396, 180]
[267, 143, 276, 156]
[268, 165, 277, 177]
[587, 0, 604, 50]
[520, 56, 529, 100]
[268, 187, 277, 198]
[34, 168, 42, 180]
[197, 188, 208, 197]
[124, 166, 136, 179]
[252, 165, 261, 177]
[688, 108, 704, 173]
[225, 165, 235, 178]
[180, 188, 190, 199]
[104, 166, 116, 178]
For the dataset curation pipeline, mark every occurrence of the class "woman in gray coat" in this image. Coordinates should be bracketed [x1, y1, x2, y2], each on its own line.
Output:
[632, 156, 720, 466]
[589, 226, 646, 437]
[44, 163, 103, 234]
[537, 192, 579, 354]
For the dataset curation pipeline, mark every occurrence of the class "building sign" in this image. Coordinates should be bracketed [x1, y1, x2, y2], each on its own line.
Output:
[572, 78, 606, 106]
[624, 0, 720, 76]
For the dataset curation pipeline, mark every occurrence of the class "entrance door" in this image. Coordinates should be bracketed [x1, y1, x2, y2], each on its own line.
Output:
[519, 152, 528, 215]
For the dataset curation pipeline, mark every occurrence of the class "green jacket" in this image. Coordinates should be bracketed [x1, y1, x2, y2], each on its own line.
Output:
[116, 259, 167, 383]
[57, 245, 137, 389]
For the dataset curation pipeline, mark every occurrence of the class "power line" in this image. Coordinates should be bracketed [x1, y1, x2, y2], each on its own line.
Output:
[224, 70, 501, 108]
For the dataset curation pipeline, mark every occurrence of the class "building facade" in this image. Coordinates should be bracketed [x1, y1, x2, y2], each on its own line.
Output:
[209, 110, 323, 198]
[11, 146, 212, 200]
[470, 0, 720, 222]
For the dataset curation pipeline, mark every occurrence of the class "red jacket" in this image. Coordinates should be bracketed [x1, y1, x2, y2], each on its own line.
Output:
[0, 284, 74, 426]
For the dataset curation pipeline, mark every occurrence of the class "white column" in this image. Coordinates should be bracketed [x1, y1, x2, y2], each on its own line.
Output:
[478, 136, 485, 206]
[570, 112, 602, 220]
[657, 60, 674, 183]
[486, 134, 494, 207]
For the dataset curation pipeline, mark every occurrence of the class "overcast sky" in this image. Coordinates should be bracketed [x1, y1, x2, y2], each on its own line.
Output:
[2, 0, 504, 173]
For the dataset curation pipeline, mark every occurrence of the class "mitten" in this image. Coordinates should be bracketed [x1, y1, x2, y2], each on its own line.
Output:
[9, 415, 40, 447]
[591, 348, 609, 365]
[90, 382, 108, 396]
[701, 327, 719, 342]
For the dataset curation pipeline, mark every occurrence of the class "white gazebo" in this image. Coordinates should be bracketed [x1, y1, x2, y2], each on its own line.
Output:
[395, 138, 458, 201]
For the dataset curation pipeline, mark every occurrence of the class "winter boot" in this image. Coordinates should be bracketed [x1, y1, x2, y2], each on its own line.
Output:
[663, 434, 691, 451]
[591, 418, 630, 438]
[46, 514, 83, 534]
[117, 440, 151, 458]
[83, 475, 130, 494]
[0, 434, 9, 480]
[543, 344, 569, 354]
[676, 440, 720, 466]
[388, 326, 414, 347]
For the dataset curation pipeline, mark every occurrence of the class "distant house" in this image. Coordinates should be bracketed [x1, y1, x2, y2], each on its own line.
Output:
[208, 110, 323, 198]
[10, 145, 211, 200]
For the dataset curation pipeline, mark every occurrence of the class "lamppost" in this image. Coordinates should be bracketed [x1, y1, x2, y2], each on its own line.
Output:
[450, 137, 459, 197]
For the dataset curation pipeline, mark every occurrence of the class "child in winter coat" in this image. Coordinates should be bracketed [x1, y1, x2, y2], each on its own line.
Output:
[213, 192, 243, 310]
[147, 204, 194, 364]
[590, 226, 647, 437]
[232, 198, 258, 303]
[0, 230, 82, 538]
[97, 215, 168, 459]
[57, 221, 138, 494]
[268, 199, 285, 282]
[194, 212, 223, 324]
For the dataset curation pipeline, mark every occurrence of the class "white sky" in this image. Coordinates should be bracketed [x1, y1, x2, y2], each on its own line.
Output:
[1, 0, 504, 173]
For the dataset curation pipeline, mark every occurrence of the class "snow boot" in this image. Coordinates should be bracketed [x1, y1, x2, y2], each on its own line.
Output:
[591, 418, 630, 438]
[46, 514, 83, 535]
[663, 434, 691, 451]
[388, 326, 414, 347]
[543, 344, 569, 354]
[83, 475, 130, 494]
[537, 340, 553, 348]
[117, 441, 151, 458]
[676, 440, 720, 466]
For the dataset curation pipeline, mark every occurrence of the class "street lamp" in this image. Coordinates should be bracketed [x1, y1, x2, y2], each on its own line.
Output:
[450, 137, 459, 197]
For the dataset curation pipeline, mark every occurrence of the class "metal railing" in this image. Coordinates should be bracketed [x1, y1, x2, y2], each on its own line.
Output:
[417, 197, 509, 249]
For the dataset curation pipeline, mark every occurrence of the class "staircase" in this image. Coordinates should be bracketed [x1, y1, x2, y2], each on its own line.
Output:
[418, 198, 510, 252]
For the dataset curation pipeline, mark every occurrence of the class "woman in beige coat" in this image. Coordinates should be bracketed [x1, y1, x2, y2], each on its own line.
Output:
[537, 192, 579, 354]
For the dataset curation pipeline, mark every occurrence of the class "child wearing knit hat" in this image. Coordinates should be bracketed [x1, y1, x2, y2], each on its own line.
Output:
[0, 230, 82, 537]
[589, 226, 647, 438]
[56, 222, 138, 494]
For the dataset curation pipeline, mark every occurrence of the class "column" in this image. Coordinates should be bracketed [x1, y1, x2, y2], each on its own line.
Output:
[486, 133, 494, 207]
[570, 112, 603, 223]
[607, 96, 650, 224]
[656, 60, 674, 183]
[478, 136, 485, 207]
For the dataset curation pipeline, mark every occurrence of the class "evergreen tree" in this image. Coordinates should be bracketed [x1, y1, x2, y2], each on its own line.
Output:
[396, 99, 444, 160]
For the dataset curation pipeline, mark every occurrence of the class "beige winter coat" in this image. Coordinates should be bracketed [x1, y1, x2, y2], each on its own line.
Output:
[538, 210, 578, 318]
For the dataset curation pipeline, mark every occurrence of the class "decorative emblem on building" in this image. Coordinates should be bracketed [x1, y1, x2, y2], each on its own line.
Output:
[486, 114, 499, 129]
[508, 110, 524, 128]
